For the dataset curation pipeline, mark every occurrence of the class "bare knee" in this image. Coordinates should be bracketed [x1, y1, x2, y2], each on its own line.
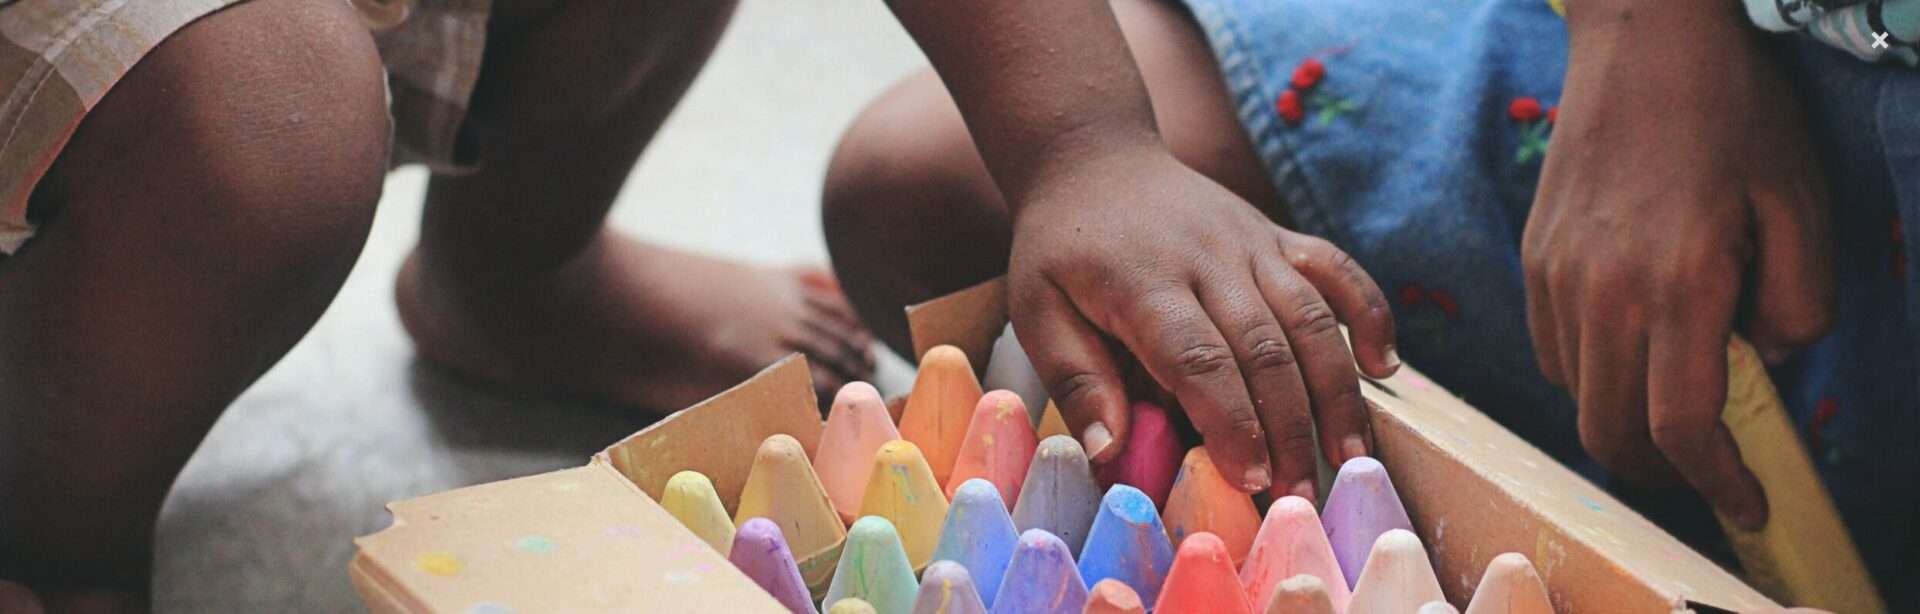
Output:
[823, 72, 1010, 354]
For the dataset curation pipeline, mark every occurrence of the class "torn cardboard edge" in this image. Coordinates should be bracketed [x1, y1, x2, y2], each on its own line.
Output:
[351, 277, 1778, 613]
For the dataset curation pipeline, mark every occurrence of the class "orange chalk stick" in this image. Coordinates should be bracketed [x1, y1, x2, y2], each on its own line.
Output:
[1153, 532, 1256, 614]
[900, 345, 984, 485]
[1162, 447, 1260, 565]
[946, 390, 1039, 508]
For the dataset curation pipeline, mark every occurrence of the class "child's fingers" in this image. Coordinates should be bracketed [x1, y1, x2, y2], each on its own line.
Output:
[1521, 244, 1568, 386]
[1573, 300, 1668, 485]
[1011, 281, 1133, 464]
[1255, 257, 1371, 469]
[1196, 272, 1319, 501]
[1648, 274, 1768, 531]
[1278, 232, 1400, 379]
[1118, 283, 1273, 493]
[1745, 185, 1834, 365]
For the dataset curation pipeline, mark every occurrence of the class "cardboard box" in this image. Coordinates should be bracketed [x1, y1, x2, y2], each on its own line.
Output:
[351, 278, 1779, 613]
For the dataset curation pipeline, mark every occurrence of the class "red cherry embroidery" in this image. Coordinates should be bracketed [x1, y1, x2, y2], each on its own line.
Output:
[1276, 89, 1305, 125]
[1291, 58, 1326, 90]
[1509, 97, 1544, 123]
[1398, 284, 1425, 306]
[1429, 290, 1460, 319]
[1809, 398, 1840, 456]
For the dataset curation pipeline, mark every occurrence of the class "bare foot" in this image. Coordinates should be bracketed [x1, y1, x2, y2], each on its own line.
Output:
[397, 232, 876, 411]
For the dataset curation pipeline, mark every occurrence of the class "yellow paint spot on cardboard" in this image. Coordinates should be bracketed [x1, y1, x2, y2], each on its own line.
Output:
[414, 552, 464, 577]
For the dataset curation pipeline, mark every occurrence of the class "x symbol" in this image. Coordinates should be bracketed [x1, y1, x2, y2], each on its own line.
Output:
[1872, 31, 1891, 49]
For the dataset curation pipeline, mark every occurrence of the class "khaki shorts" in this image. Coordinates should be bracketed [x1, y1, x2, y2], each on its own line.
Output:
[0, 0, 490, 254]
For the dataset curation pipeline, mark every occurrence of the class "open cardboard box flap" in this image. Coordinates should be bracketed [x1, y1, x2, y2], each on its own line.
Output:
[351, 278, 1776, 613]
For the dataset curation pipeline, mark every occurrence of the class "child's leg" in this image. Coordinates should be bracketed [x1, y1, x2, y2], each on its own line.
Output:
[823, 0, 1276, 356]
[0, 0, 388, 607]
[397, 0, 875, 410]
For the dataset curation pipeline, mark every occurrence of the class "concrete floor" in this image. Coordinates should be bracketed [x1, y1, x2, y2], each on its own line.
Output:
[151, 2, 925, 610]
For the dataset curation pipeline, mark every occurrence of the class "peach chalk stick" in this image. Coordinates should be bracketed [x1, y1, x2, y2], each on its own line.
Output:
[735, 434, 847, 596]
[1264, 574, 1337, 614]
[1241, 496, 1351, 611]
[900, 345, 984, 485]
[1346, 529, 1445, 614]
[1462, 553, 1551, 614]
[947, 390, 1039, 508]
[858, 440, 951, 572]
[1083, 579, 1146, 614]
[1154, 532, 1256, 614]
[1163, 447, 1260, 565]
[817, 382, 902, 525]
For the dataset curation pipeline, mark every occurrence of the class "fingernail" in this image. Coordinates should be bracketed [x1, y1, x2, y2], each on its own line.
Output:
[1082, 423, 1115, 459]
[1759, 346, 1794, 367]
[1342, 435, 1368, 462]
[1383, 345, 1403, 371]
[1243, 464, 1272, 491]
[1290, 479, 1317, 504]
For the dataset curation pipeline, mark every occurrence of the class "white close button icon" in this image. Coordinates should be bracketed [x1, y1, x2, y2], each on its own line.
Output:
[1872, 31, 1892, 49]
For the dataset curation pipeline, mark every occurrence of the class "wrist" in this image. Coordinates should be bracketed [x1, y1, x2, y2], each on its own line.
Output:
[1000, 124, 1168, 221]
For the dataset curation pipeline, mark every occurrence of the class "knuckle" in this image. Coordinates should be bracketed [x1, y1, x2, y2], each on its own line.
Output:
[1051, 371, 1109, 408]
[1269, 427, 1318, 461]
[1240, 326, 1299, 372]
[1287, 301, 1341, 338]
[1173, 343, 1237, 380]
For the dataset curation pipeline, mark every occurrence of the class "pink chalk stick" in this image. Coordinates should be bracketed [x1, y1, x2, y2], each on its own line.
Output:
[1094, 401, 1182, 508]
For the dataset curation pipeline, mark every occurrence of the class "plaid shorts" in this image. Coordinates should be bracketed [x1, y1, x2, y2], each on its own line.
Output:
[0, 0, 490, 254]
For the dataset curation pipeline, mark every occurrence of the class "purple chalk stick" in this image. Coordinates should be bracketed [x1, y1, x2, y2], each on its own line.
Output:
[730, 517, 820, 614]
[990, 529, 1089, 614]
[1320, 457, 1415, 589]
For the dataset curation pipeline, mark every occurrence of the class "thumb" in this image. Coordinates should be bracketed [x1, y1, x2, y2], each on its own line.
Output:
[1012, 284, 1132, 464]
[1745, 181, 1833, 365]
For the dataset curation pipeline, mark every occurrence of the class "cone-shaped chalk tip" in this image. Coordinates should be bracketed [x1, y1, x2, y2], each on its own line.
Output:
[1264, 574, 1337, 614]
[901, 345, 985, 485]
[1419, 601, 1461, 614]
[911, 560, 989, 614]
[728, 518, 818, 614]
[1347, 529, 1445, 614]
[825, 517, 919, 614]
[1085, 579, 1147, 614]
[1093, 401, 1182, 508]
[990, 529, 1088, 614]
[930, 479, 1018, 608]
[860, 440, 951, 571]
[828, 598, 877, 614]
[947, 389, 1038, 507]
[1463, 553, 1552, 614]
[1241, 495, 1350, 611]
[1011, 435, 1102, 554]
[1078, 485, 1174, 606]
[736, 434, 847, 595]
[1155, 532, 1255, 614]
[1163, 447, 1260, 565]
[1322, 456, 1414, 589]
[818, 381, 901, 525]
[661, 470, 735, 557]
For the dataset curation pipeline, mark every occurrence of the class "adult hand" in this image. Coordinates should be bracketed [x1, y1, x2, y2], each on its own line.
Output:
[1008, 145, 1399, 497]
[1525, 0, 1832, 529]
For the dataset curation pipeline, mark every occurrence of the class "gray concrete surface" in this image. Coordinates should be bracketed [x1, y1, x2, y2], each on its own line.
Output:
[152, 2, 926, 610]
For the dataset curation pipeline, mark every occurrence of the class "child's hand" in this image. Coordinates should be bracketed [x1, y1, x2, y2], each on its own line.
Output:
[1524, 0, 1832, 529]
[1007, 146, 1399, 496]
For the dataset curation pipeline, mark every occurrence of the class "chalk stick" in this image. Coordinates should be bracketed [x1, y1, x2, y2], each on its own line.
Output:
[930, 479, 1019, 608]
[1718, 337, 1885, 613]
[947, 390, 1039, 507]
[828, 598, 879, 614]
[1462, 553, 1551, 614]
[818, 382, 903, 525]
[826, 516, 920, 614]
[982, 323, 1049, 424]
[1263, 574, 1336, 614]
[1153, 532, 1256, 614]
[1419, 602, 1462, 614]
[736, 434, 847, 596]
[729, 518, 819, 614]
[661, 470, 735, 557]
[1036, 401, 1072, 441]
[1092, 401, 1182, 508]
[1240, 496, 1350, 611]
[1162, 447, 1260, 565]
[1010, 435, 1103, 554]
[901, 345, 985, 484]
[1346, 529, 1445, 614]
[1321, 456, 1414, 588]
[1076, 485, 1174, 606]
[990, 529, 1089, 614]
[913, 560, 989, 614]
[1083, 579, 1146, 614]
[859, 440, 952, 572]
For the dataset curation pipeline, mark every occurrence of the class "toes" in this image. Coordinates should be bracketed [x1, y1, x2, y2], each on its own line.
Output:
[797, 322, 876, 382]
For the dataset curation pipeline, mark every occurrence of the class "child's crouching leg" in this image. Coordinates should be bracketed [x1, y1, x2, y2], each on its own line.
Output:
[0, 0, 387, 608]
[822, 0, 1278, 357]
